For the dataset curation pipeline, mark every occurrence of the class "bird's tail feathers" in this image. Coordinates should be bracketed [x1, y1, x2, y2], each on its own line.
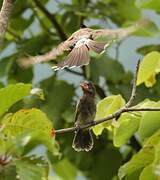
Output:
[52, 45, 90, 71]
[72, 129, 93, 152]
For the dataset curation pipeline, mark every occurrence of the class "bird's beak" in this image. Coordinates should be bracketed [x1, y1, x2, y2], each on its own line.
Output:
[80, 83, 87, 90]
[80, 83, 85, 88]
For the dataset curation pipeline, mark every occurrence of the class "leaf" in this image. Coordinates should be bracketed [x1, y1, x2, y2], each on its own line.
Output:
[8, 61, 33, 83]
[0, 165, 17, 180]
[153, 142, 160, 177]
[53, 158, 77, 180]
[139, 164, 156, 180]
[135, 0, 160, 12]
[18, 33, 53, 55]
[113, 113, 140, 147]
[40, 76, 75, 126]
[138, 101, 160, 141]
[1, 108, 58, 155]
[106, 0, 141, 25]
[93, 95, 125, 136]
[15, 156, 49, 180]
[137, 51, 160, 87]
[118, 146, 154, 179]
[0, 83, 32, 116]
[90, 56, 125, 83]
[134, 20, 159, 37]
[137, 44, 160, 55]
[118, 129, 160, 179]
[114, 0, 141, 21]
[9, 16, 34, 34]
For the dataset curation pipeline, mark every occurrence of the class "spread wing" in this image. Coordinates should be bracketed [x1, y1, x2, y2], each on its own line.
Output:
[52, 44, 90, 70]
[92, 19, 149, 40]
[92, 27, 135, 40]
[19, 38, 75, 68]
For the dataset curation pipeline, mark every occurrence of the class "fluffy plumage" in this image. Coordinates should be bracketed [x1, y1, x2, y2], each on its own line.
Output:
[72, 81, 96, 152]
[19, 19, 149, 68]
[52, 27, 111, 70]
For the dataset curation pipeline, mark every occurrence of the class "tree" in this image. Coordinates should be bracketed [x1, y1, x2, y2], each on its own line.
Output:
[0, 0, 160, 179]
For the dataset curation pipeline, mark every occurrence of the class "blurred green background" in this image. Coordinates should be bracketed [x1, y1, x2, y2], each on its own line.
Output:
[0, 0, 160, 179]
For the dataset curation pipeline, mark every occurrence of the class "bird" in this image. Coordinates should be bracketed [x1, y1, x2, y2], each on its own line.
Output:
[72, 81, 96, 152]
[52, 24, 110, 70]
[19, 19, 149, 69]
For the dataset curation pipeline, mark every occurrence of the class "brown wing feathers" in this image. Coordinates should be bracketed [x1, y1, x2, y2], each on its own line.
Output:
[88, 40, 107, 54]
[53, 45, 90, 70]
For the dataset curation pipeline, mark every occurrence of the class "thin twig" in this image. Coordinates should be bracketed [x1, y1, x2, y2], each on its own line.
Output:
[125, 60, 140, 108]
[30, 3, 55, 36]
[127, 108, 160, 112]
[33, 0, 66, 41]
[7, 28, 21, 41]
[54, 61, 160, 135]
[64, 68, 83, 76]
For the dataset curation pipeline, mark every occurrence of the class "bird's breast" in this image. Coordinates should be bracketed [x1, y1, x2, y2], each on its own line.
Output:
[75, 37, 91, 48]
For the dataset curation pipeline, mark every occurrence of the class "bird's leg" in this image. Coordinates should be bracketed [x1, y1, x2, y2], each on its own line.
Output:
[86, 120, 96, 126]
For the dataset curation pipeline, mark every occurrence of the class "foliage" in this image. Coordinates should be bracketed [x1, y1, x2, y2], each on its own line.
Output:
[0, 0, 160, 179]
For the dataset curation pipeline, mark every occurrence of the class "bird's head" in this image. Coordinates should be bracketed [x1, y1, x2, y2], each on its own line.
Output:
[80, 24, 87, 29]
[80, 81, 95, 96]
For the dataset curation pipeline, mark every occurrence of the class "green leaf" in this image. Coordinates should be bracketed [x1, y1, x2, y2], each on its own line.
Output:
[8, 61, 33, 83]
[137, 45, 160, 55]
[113, 113, 140, 147]
[9, 16, 34, 34]
[1, 108, 58, 155]
[114, 0, 141, 22]
[139, 164, 156, 180]
[16, 156, 48, 180]
[18, 33, 53, 55]
[153, 142, 160, 177]
[119, 129, 160, 179]
[90, 56, 125, 83]
[134, 20, 159, 37]
[138, 101, 160, 141]
[40, 77, 75, 126]
[118, 146, 154, 179]
[88, 145, 122, 180]
[0, 165, 17, 180]
[54, 158, 77, 180]
[106, 0, 141, 25]
[93, 95, 125, 136]
[137, 51, 160, 87]
[136, 0, 160, 12]
[0, 83, 32, 116]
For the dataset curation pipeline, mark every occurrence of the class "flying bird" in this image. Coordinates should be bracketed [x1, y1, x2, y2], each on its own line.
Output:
[72, 81, 96, 152]
[19, 19, 150, 69]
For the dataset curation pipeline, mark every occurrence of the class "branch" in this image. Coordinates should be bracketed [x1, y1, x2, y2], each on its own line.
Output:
[0, 0, 15, 47]
[125, 60, 140, 108]
[64, 68, 83, 76]
[54, 61, 160, 135]
[55, 107, 160, 135]
[7, 28, 21, 41]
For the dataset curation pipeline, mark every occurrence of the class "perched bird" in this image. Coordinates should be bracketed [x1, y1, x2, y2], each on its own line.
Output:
[19, 19, 149, 69]
[72, 81, 96, 152]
